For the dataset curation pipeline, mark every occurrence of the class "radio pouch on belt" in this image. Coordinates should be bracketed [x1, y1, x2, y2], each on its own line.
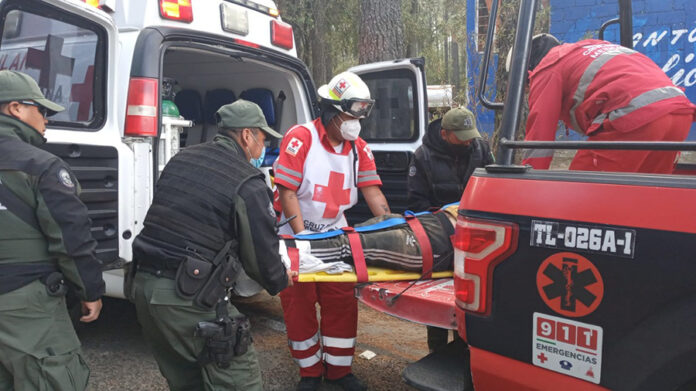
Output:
[175, 256, 213, 299]
[42, 272, 68, 297]
[172, 240, 241, 310]
[193, 251, 241, 310]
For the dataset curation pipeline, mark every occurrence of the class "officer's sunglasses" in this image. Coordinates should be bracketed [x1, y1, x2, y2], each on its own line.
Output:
[19, 100, 49, 118]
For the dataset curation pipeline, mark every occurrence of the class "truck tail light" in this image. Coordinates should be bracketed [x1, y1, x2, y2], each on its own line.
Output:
[125, 78, 158, 137]
[160, 0, 193, 23]
[452, 216, 518, 315]
[82, 0, 100, 7]
[271, 20, 294, 50]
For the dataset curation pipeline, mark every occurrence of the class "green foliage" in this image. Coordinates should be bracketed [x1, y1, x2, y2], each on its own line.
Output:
[277, 0, 467, 92]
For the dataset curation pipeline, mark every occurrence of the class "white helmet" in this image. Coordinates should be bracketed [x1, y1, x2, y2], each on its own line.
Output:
[317, 71, 375, 119]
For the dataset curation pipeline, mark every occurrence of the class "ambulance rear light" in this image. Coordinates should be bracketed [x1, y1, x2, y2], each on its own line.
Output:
[125, 78, 158, 137]
[271, 20, 294, 50]
[234, 38, 260, 49]
[452, 216, 518, 315]
[160, 0, 194, 23]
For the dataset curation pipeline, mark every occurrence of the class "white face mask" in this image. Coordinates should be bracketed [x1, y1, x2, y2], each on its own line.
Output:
[339, 119, 361, 141]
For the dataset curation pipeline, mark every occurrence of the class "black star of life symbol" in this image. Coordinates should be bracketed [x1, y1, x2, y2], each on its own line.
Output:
[542, 257, 598, 312]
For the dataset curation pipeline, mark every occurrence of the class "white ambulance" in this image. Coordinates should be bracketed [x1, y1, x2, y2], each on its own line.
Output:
[0, 0, 429, 297]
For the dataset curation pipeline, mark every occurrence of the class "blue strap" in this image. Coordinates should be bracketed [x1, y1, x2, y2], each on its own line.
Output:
[292, 211, 434, 240]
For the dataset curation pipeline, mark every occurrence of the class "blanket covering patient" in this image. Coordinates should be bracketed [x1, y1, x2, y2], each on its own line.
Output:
[278, 205, 458, 274]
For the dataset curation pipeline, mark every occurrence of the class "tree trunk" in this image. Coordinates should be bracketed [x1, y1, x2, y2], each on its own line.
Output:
[310, 0, 331, 85]
[358, 0, 405, 63]
[451, 41, 460, 96]
[405, 0, 420, 57]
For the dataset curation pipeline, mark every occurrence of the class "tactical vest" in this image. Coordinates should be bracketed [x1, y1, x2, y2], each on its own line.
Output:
[135, 139, 262, 264]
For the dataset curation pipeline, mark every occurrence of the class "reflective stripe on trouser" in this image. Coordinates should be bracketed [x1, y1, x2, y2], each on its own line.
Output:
[569, 112, 693, 174]
[280, 281, 358, 379]
[133, 272, 263, 391]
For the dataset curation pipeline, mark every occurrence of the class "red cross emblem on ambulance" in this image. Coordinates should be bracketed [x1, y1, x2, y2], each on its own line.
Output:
[312, 171, 351, 218]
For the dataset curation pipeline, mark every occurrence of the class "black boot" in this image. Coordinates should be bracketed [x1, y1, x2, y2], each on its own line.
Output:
[296, 376, 322, 391]
[326, 373, 367, 391]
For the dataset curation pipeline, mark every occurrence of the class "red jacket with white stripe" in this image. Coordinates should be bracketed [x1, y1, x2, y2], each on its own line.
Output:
[522, 39, 696, 169]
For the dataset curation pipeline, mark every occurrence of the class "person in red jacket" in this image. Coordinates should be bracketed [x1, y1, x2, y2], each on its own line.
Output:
[518, 34, 696, 172]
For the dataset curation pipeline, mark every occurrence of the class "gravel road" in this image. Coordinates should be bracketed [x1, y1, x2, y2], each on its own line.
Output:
[80, 293, 431, 390]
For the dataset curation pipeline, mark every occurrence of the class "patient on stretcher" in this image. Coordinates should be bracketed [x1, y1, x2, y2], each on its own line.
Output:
[278, 205, 458, 275]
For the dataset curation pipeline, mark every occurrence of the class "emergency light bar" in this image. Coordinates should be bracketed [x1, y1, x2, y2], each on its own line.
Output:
[225, 0, 279, 18]
[81, 0, 116, 12]
[221, 3, 249, 35]
[160, 0, 193, 23]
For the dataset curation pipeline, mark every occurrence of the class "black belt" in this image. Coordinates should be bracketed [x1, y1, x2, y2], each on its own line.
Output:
[0, 262, 58, 294]
[137, 256, 180, 279]
[137, 263, 177, 279]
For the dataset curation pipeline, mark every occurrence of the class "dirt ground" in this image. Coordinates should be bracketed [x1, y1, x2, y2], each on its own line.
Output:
[80, 294, 430, 391]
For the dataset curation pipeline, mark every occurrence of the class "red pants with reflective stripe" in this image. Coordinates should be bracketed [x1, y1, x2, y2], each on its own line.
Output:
[570, 112, 693, 173]
[279, 281, 357, 379]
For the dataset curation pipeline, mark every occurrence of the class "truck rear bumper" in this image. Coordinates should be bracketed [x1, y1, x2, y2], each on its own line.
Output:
[356, 278, 456, 329]
[469, 347, 609, 391]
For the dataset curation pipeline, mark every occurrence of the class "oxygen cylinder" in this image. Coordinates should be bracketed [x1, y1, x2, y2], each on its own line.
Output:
[158, 78, 191, 175]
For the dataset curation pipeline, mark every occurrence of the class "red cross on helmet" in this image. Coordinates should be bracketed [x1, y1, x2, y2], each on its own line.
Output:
[317, 71, 375, 119]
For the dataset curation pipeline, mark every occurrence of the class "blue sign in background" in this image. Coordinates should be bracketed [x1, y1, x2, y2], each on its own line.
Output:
[467, 0, 696, 140]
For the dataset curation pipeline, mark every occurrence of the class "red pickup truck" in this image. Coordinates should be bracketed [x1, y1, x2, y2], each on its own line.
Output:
[361, 1, 696, 390]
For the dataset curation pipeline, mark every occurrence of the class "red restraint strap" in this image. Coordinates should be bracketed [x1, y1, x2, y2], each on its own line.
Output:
[343, 227, 369, 282]
[405, 214, 433, 279]
[287, 247, 300, 283]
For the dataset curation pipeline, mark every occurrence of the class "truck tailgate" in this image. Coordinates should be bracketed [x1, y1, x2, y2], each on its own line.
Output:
[357, 278, 456, 329]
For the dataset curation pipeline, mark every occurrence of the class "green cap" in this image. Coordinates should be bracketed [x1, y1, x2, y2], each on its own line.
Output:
[215, 99, 282, 139]
[441, 107, 480, 142]
[0, 70, 64, 115]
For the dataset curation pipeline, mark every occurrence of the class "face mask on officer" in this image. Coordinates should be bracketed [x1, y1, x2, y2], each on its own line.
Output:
[244, 129, 266, 168]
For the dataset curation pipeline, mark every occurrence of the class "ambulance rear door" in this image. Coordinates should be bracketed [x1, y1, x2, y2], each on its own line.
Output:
[344, 58, 428, 222]
[0, 0, 123, 272]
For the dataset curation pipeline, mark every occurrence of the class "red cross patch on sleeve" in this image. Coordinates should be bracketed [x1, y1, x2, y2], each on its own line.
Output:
[286, 137, 303, 156]
[363, 145, 374, 161]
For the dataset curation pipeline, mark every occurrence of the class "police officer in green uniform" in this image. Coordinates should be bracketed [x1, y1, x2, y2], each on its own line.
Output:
[0, 70, 105, 390]
[131, 99, 293, 390]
